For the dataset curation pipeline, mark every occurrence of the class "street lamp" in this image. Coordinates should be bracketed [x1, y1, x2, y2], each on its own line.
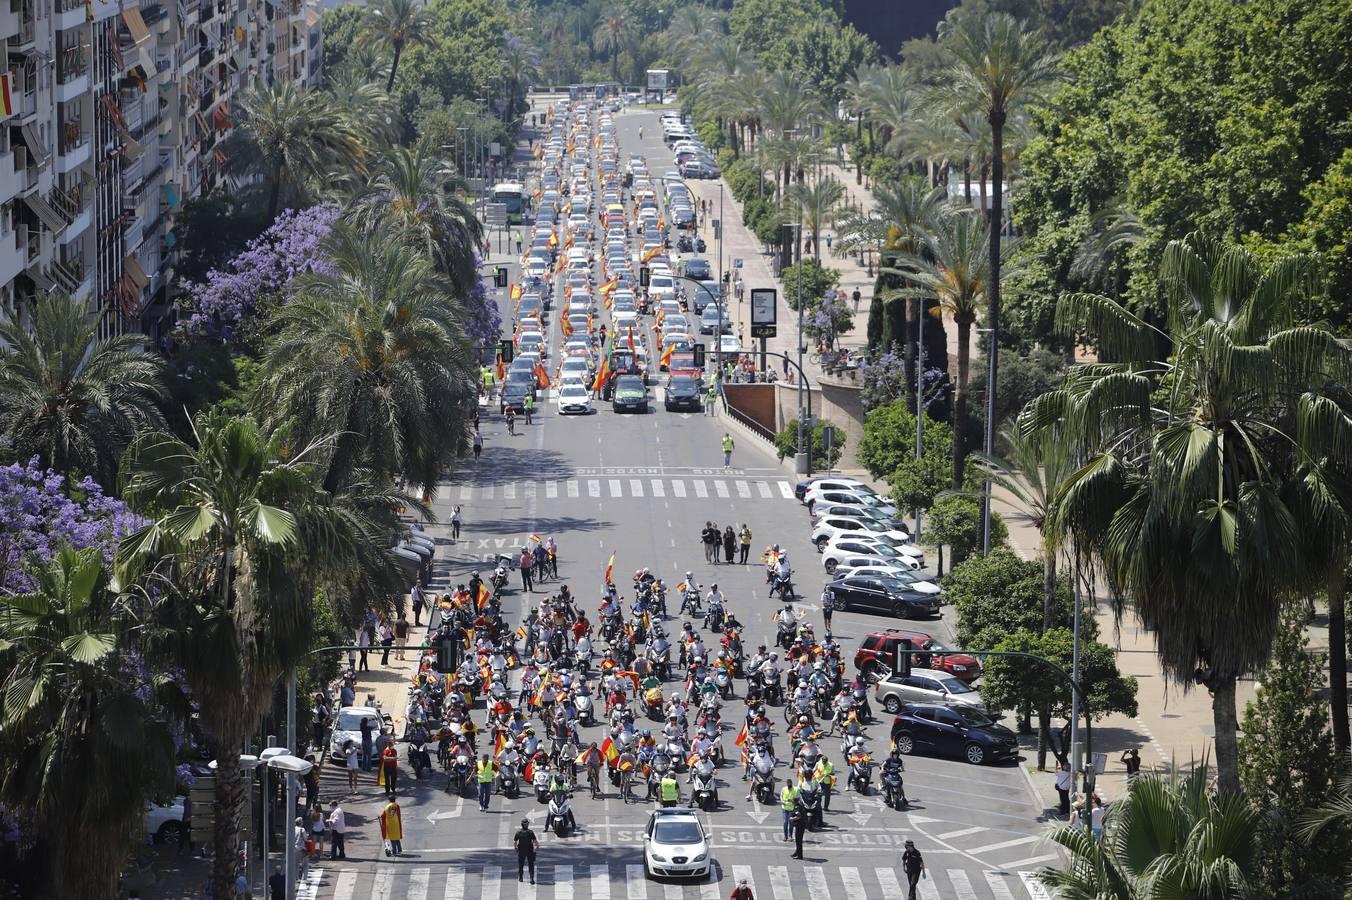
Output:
[267, 752, 314, 900]
[456, 127, 468, 181]
[783, 127, 807, 475]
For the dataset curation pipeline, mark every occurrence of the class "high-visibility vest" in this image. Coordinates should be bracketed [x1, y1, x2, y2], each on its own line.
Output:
[660, 777, 679, 802]
[477, 761, 496, 783]
[780, 785, 799, 811]
[814, 760, 834, 784]
[721, 436, 733, 452]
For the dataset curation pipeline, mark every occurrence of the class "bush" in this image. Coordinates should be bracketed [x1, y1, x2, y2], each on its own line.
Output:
[697, 120, 727, 154]
[781, 260, 841, 311]
[926, 495, 1006, 570]
[942, 547, 1076, 649]
[774, 417, 844, 471]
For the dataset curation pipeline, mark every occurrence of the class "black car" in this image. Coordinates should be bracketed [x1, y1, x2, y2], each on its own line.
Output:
[683, 258, 712, 281]
[664, 375, 702, 411]
[611, 374, 648, 413]
[891, 702, 1020, 766]
[826, 576, 940, 619]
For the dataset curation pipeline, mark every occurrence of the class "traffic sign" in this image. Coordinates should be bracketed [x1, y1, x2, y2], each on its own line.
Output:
[485, 203, 508, 228]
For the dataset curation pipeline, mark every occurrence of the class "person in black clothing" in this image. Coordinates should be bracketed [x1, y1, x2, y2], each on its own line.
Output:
[789, 800, 808, 859]
[901, 840, 925, 900]
[269, 866, 285, 900]
[514, 818, 539, 884]
[722, 526, 736, 563]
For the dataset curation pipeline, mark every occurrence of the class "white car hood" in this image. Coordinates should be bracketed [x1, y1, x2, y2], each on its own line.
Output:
[909, 581, 941, 595]
[896, 545, 924, 559]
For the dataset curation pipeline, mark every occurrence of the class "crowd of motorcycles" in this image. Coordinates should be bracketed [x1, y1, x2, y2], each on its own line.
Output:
[391, 550, 911, 839]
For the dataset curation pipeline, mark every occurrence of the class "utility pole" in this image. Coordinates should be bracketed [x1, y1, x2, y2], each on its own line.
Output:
[914, 295, 924, 544]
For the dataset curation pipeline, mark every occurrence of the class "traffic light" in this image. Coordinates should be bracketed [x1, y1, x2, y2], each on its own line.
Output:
[640, 266, 650, 287]
[435, 634, 458, 674]
[495, 267, 509, 288]
[692, 343, 706, 368]
[498, 338, 514, 364]
[889, 639, 913, 677]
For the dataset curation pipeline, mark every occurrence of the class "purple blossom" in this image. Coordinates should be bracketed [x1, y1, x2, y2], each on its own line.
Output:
[180, 204, 341, 340]
[802, 293, 854, 347]
[0, 458, 145, 593]
[464, 252, 503, 347]
[0, 804, 33, 852]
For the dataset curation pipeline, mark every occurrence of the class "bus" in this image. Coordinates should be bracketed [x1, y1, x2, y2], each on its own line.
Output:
[491, 182, 526, 224]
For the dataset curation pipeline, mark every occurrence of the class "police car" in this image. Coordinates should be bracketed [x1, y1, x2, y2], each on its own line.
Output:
[642, 807, 711, 880]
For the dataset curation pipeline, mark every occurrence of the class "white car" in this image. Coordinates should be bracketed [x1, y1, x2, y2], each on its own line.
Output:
[875, 668, 986, 715]
[146, 796, 187, 843]
[643, 807, 711, 880]
[804, 486, 897, 518]
[718, 335, 741, 356]
[329, 705, 381, 763]
[801, 478, 877, 503]
[812, 515, 910, 547]
[835, 564, 940, 591]
[821, 539, 921, 573]
[556, 384, 594, 415]
[830, 531, 924, 562]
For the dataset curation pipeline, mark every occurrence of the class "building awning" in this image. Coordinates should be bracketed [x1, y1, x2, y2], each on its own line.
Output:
[24, 266, 54, 292]
[304, 8, 319, 27]
[122, 7, 153, 49]
[19, 124, 49, 163]
[23, 194, 66, 232]
[124, 255, 149, 290]
[122, 137, 144, 160]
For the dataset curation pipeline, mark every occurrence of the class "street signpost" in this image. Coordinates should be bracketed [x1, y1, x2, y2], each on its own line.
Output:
[750, 287, 777, 374]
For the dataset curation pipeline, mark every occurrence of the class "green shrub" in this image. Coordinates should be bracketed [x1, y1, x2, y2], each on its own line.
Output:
[774, 417, 844, 470]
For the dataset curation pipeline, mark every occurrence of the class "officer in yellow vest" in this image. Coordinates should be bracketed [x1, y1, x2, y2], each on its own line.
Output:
[813, 757, 835, 811]
[780, 775, 799, 842]
[476, 753, 497, 812]
[660, 773, 680, 808]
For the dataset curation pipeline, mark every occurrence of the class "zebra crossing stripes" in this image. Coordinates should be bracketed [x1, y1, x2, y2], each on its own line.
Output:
[435, 478, 797, 504]
[986, 871, 1018, 900]
[568, 480, 580, 498]
[483, 864, 502, 900]
[446, 865, 467, 900]
[671, 480, 686, 497]
[409, 867, 430, 900]
[650, 479, 664, 497]
[589, 864, 610, 899]
[692, 480, 708, 498]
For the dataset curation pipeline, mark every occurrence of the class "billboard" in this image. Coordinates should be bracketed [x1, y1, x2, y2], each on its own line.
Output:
[646, 69, 669, 92]
[750, 288, 777, 338]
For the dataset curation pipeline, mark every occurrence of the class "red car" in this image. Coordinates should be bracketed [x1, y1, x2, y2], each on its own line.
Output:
[854, 629, 982, 684]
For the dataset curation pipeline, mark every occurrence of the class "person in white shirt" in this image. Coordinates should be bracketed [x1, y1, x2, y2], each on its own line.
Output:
[327, 802, 347, 859]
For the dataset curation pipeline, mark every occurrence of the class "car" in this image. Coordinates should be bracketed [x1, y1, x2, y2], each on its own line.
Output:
[798, 477, 876, 503]
[556, 384, 593, 415]
[718, 335, 742, 356]
[804, 487, 896, 517]
[876, 669, 986, 715]
[145, 796, 187, 843]
[820, 539, 921, 573]
[328, 705, 382, 762]
[612, 374, 648, 413]
[699, 304, 731, 334]
[643, 807, 711, 880]
[834, 564, 940, 592]
[828, 532, 925, 564]
[664, 374, 702, 411]
[812, 516, 910, 547]
[825, 575, 941, 619]
[501, 381, 534, 414]
[811, 503, 906, 529]
[854, 629, 983, 683]
[682, 258, 712, 280]
[890, 702, 1019, 765]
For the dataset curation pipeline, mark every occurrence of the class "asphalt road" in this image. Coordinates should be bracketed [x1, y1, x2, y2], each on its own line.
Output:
[300, 100, 1055, 900]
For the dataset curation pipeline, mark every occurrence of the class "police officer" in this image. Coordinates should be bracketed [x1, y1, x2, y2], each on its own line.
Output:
[660, 772, 681, 808]
[514, 817, 539, 885]
[780, 774, 799, 842]
[820, 584, 835, 631]
[901, 839, 926, 900]
[476, 753, 497, 812]
[789, 797, 808, 860]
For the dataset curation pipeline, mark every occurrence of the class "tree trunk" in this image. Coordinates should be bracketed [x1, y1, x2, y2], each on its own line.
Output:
[1212, 674, 1241, 794]
[952, 318, 971, 488]
[963, 158, 972, 204]
[978, 163, 988, 223]
[211, 742, 246, 899]
[1036, 702, 1052, 769]
[266, 162, 283, 221]
[1330, 561, 1349, 753]
[386, 44, 402, 94]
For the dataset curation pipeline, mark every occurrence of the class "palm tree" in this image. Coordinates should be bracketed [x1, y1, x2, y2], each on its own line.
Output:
[591, 16, 631, 83]
[350, 141, 482, 296]
[784, 176, 845, 263]
[325, 62, 399, 148]
[118, 411, 351, 899]
[0, 548, 178, 898]
[500, 33, 540, 122]
[940, 11, 1059, 545]
[841, 62, 881, 182]
[227, 81, 365, 220]
[0, 292, 165, 485]
[359, 0, 435, 93]
[1034, 235, 1341, 794]
[254, 225, 477, 493]
[667, 6, 724, 62]
[885, 207, 994, 488]
[1039, 766, 1263, 898]
[864, 64, 919, 159]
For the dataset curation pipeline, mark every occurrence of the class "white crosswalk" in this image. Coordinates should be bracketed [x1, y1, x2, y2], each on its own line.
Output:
[436, 479, 795, 503]
[307, 862, 1039, 900]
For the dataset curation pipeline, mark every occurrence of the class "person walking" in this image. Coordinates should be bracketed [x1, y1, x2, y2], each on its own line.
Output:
[1055, 762, 1073, 817]
[730, 878, 755, 900]
[533, 541, 549, 583]
[780, 775, 799, 842]
[473, 430, 483, 459]
[356, 625, 370, 671]
[394, 614, 410, 661]
[506, 407, 516, 435]
[821, 584, 835, 631]
[379, 741, 399, 798]
[523, 392, 534, 425]
[706, 379, 718, 415]
[722, 526, 736, 564]
[519, 547, 534, 592]
[309, 806, 326, 859]
[344, 740, 360, 790]
[514, 818, 539, 884]
[547, 536, 558, 577]
[378, 619, 394, 666]
[359, 718, 375, 771]
[851, 288, 861, 311]
[327, 801, 347, 860]
[411, 582, 426, 627]
[701, 522, 717, 564]
[379, 798, 404, 857]
[901, 840, 925, 900]
[738, 525, 752, 564]
[476, 753, 497, 811]
[1121, 749, 1142, 779]
[789, 797, 808, 859]
[451, 505, 463, 542]
[311, 694, 329, 751]
[515, 230, 523, 254]
[721, 433, 734, 467]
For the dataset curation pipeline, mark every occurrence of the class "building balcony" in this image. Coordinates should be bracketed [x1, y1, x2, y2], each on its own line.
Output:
[58, 201, 91, 244]
[0, 1, 20, 41]
[54, 0, 86, 32]
[0, 227, 23, 289]
[0, 149, 20, 204]
[55, 70, 89, 103]
[56, 133, 90, 173]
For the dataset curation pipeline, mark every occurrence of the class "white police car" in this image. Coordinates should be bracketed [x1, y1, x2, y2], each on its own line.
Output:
[643, 807, 711, 880]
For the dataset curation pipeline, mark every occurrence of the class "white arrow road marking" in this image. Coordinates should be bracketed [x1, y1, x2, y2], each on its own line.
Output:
[847, 810, 873, 827]
[425, 796, 464, 823]
[747, 797, 770, 824]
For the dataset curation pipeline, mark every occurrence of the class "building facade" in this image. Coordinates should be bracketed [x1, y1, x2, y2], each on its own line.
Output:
[0, 0, 322, 340]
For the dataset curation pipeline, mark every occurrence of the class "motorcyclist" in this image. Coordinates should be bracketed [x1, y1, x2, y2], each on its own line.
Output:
[813, 754, 836, 810]
[881, 748, 907, 806]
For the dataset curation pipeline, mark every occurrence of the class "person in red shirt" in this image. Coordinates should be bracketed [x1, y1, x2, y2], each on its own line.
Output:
[573, 613, 591, 642]
[379, 742, 399, 798]
[730, 878, 754, 900]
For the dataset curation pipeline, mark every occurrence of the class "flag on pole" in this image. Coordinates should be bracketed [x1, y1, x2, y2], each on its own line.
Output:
[476, 584, 491, 608]
[495, 732, 506, 756]
[659, 345, 673, 369]
[534, 362, 551, 389]
[604, 551, 616, 585]
[523, 760, 535, 783]
[599, 736, 619, 765]
[734, 723, 749, 747]
[591, 353, 612, 393]
[641, 245, 662, 264]
[509, 284, 522, 301]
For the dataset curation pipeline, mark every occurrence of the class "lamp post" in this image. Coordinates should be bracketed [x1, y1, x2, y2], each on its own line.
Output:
[268, 752, 314, 900]
[783, 128, 807, 475]
[456, 127, 468, 181]
[257, 746, 289, 891]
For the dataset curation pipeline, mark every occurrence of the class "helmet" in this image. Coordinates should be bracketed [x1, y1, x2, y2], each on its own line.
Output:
[670, 692, 680, 700]
[770, 653, 779, 660]
[814, 661, 824, 670]
[642, 729, 651, 737]
[854, 736, 865, 747]
[798, 716, 808, 724]
[685, 571, 694, 580]
[711, 583, 718, 591]
[772, 544, 780, 552]
[697, 727, 707, 737]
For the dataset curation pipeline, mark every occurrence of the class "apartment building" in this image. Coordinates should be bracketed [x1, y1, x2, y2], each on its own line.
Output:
[0, 0, 322, 341]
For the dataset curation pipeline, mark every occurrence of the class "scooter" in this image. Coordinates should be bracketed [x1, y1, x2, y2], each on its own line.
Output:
[575, 692, 596, 727]
[714, 668, 733, 699]
[798, 780, 824, 830]
[691, 765, 719, 811]
[499, 766, 518, 799]
[750, 764, 776, 805]
[680, 589, 702, 617]
[545, 787, 575, 837]
[448, 754, 471, 796]
[775, 620, 797, 651]
[533, 767, 553, 803]
[848, 755, 874, 795]
[881, 765, 907, 809]
[770, 574, 795, 601]
[408, 739, 432, 780]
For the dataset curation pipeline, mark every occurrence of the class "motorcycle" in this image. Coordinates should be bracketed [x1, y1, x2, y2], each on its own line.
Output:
[680, 589, 702, 618]
[769, 573, 795, 601]
[545, 787, 575, 837]
[703, 601, 725, 633]
[691, 765, 719, 811]
[644, 689, 665, 721]
[761, 670, 784, 706]
[881, 765, 907, 809]
[575, 692, 596, 727]
[533, 767, 553, 803]
[775, 620, 797, 651]
[814, 685, 834, 721]
[847, 754, 874, 795]
[499, 766, 518, 799]
[448, 754, 471, 796]
[750, 762, 776, 805]
[649, 643, 672, 681]
[714, 668, 733, 700]
[408, 739, 432, 780]
[798, 780, 824, 830]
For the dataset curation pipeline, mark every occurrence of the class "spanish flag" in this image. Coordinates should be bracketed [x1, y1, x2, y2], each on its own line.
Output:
[591, 354, 612, 393]
[734, 723, 749, 748]
[509, 284, 522, 301]
[495, 732, 506, 756]
[534, 362, 552, 389]
[599, 736, 619, 765]
[604, 551, 616, 585]
[599, 276, 619, 295]
[564, 233, 574, 251]
[548, 230, 558, 249]
[516, 624, 528, 641]
[626, 328, 636, 354]
[615, 670, 641, 693]
[659, 345, 673, 369]
[495, 353, 506, 382]
[641, 245, 662, 264]
[529, 533, 542, 543]
[477, 583, 491, 608]
[523, 760, 535, 782]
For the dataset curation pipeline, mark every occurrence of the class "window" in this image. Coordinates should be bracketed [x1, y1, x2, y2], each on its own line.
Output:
[653, 820, 702, 844]
[862, 636, 881, 651]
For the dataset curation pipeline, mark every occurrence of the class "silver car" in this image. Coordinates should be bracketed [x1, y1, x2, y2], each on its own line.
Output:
[875, 668, 985, 715]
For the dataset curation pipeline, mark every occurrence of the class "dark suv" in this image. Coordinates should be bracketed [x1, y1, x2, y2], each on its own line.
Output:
[890, 702, 1019, 765]
[854, 629, 982, 683]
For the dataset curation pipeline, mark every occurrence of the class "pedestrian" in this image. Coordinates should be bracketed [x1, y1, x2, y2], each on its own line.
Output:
[547, 536, 558, 577]
[179, 793, 194, 855]
[514, 817, 539, 884]
[269, 865, 285, 900]
[294, 816, 310, 880]
[730, 878, 755, 900]
[379, 798, 404, 857]
[327, 801, 347, 860]
[780, 774, 799, 842]
[706, 380, 718, 415]
[821, 584, 835, 631]
[309, 806, 326, 858]
[359, 718, 374, 771]
[533, 541, 549, 582]
[722, 525, 736, 563]
[1121, 749, 1141, 779]
[394, 614, 409, 661]
[1055, 761, 1073, 817]
[451, 505, 463, 542]
[477, 753, 496, 811]
[851, 288, 861, 311]
[515, 230, 523, 254]
[303, 754, 320, 809]
[721, 432, 735, 467]
[379, 740, 399, 797]
[378, 619, 394, 666]
[506, 407, 516, 435]
[1090, 795, 1105, 842]
[473, 430, 483, 459]
[310, 694, 329, 752]
[411, 582, 425, 627]
[660, 772, 680, 807]
[901, 840, 925, 900]
[523, 392, 534, 425]
[356, 625, 370, 671]
[789, 798, 807, 859]
[738, 524, 752, 564]
[342, 739, 359, 791]
[519, 547, 534, 592]
[701, 522, 714, 563]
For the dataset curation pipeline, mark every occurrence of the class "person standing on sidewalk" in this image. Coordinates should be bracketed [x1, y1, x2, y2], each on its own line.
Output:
[378, 619, 394, 666]
[411, 582, 426, 627]
[451, 505, 463, 542]
[1055, 761, 1073, 816]
[901, 840, 925, 900]
[514, 818, 539, 884]
[721, 433, 735, 467]
[327, 801, 347, 860]
[394, 614, 410, 660]
[356, 625, 371, 671]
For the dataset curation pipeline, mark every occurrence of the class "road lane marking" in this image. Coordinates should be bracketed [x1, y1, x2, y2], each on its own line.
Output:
[524, 481, 537, 499]
[1005, 854, 1057, 868]
[438, 485, 451, 500]
[948, 869, 978, 900]
[699, 867, 721, 900]
[481, 864, 502, 900]
[626, 863, 646, 898]
[1020, 871, 1053, 900]
[693, 480, 707, 498]
[840, 867, 864, 897]
[567, 480, 579, 497]
[663, 884, 682, 899]
[757, 482, 773, 498]
[555, 865, 573, 900]
[968, 835, 1039, 855]
[589, 863, 611, 898]
[630, 479, 644, 497]
[777, 481, 794, 498]
[731, 866, 756, 897]
[408, 867, 429, 900]
[504, 483, 516, 500]
[546, 481, 558, 498]
[588, 480, 600, 497]
[459, 484, 472, 500]
[332, 870, 357, 900]
[672, 480, 687, 497]
[735, 480, 751, 498]
[804, 866, 831, 898]
[984, 871, 1016, 900]
[609, 479, 623, 497]
[767, 865, 791, 899]
[937, 826, 987, 840]
[714, 480, 730, 498]
[483, 485, 495, 500]
[875, 868, 903, 897]
[651, 479, 665, 497]
[371, 866, 393, 900]
[444, 865, 466, 900]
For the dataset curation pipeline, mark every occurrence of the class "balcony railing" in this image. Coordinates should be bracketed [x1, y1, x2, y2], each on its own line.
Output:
[57, 45, 88, 83]
[59, 120, 86, 154]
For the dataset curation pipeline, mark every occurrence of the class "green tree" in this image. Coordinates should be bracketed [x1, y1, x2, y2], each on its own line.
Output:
[783, 176, 845, 264]
[858, 400, 954, 520]
[320, 4, 365, 73]
[591, 16, 632, 83]
[773, 417, 843, 471]
[1039, 235, 1346, 794]
[360, 0, 436, 92]
[781, 258, 840, 311]
[0, 292, 166, 485]
[1038, 766, 1264, 898]
[0, 549, 178, 899]
[171, 194, 268, 284]
[254, 226, 476, 492]
[944, 547, 1065, 649]
[1240, 609, 1347, 892]
[927, 494, 1006, 572]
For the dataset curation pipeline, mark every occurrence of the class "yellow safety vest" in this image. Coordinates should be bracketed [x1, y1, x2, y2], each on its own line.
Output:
[722, 436, 734, 452]
[477, 761, 496, 783]
[660, 777, 679, 802]
[780, 785, 799, 811]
